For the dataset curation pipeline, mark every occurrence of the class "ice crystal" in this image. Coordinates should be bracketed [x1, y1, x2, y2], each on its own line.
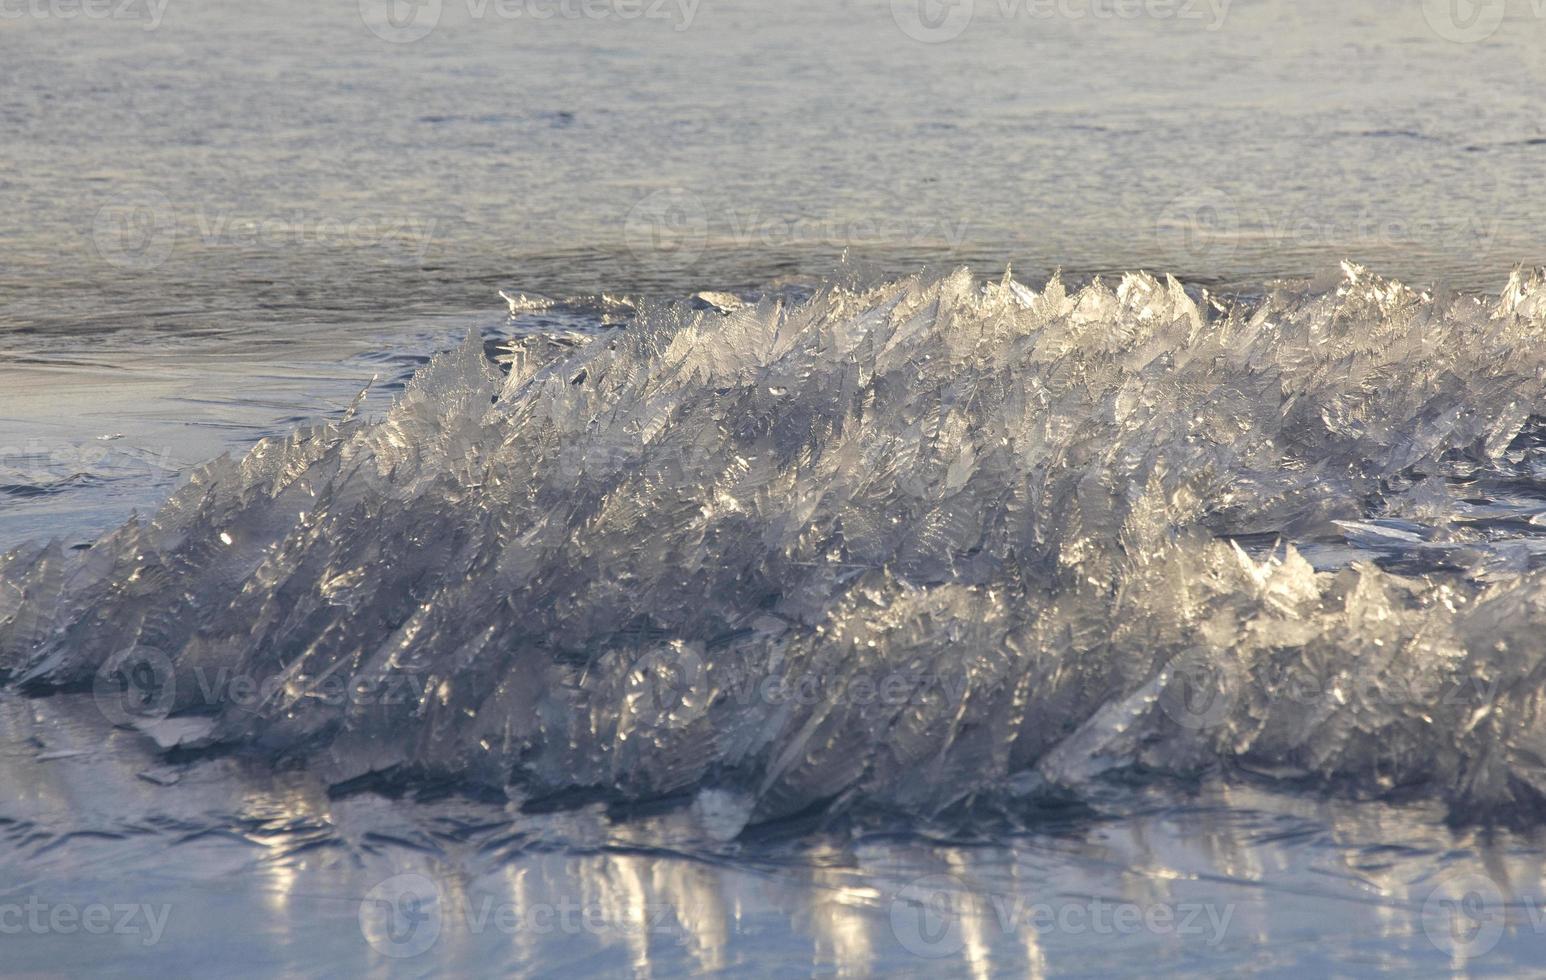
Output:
[7, 264, 1546, 822]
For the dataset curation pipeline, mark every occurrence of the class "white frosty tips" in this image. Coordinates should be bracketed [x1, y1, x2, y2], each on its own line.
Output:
[6, 265, 1546, 824]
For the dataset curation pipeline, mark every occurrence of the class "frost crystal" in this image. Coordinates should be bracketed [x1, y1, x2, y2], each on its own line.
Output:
[7, 265, 1546, 822]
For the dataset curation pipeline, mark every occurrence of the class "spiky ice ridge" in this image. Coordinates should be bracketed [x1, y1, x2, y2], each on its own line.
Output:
[6, 263, 1546, 825]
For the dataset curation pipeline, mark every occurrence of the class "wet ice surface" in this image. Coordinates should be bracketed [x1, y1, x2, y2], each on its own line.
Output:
[6, 690, 1546, 977]
[0, 312, 501, 550]
[10, 267, 1546, 973]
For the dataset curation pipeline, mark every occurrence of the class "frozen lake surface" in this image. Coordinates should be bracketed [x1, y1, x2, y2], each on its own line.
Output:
[4, 1, 1546, 974]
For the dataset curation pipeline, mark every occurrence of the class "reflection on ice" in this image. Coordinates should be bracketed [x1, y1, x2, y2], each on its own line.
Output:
[3, 693, 1546, 975]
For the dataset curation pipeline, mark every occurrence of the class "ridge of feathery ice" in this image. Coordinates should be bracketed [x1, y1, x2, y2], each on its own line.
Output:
[8, 264, 1546, 823]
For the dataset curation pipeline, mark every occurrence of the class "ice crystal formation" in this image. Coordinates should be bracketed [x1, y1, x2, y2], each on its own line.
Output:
[7, 264, 1546, 824]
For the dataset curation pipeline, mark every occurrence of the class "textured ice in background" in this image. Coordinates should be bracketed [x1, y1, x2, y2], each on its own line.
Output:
[6, 264, 1546, 824]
